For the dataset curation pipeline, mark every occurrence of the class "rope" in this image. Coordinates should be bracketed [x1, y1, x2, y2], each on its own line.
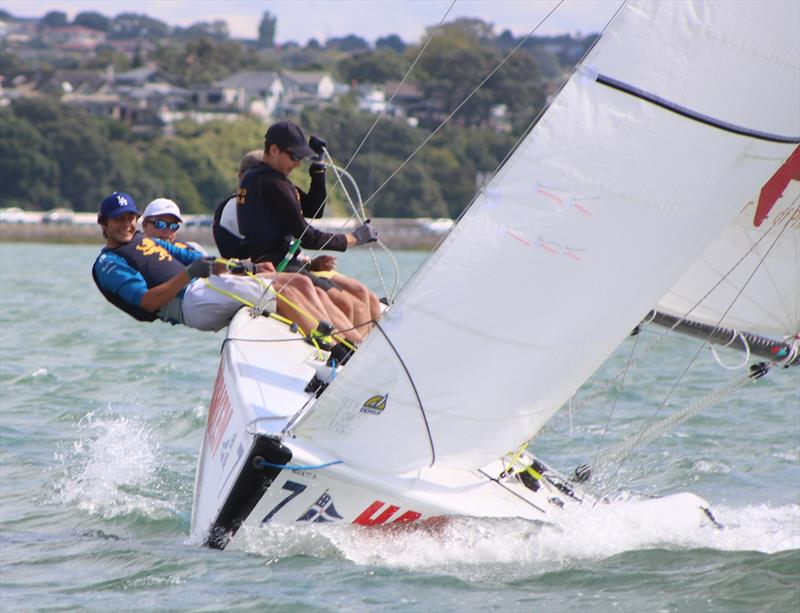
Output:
[322, 156, 401, 301]
[709, 330, 751, 370]
[587, 363, 769, 480]
[254, 458, 343, 471]
[602, 211, 796, 487]
[205, 259, 356, 351]
[537, 190, 799, 438]
[361, 0, 570, 211]
[268, 3, 460, 304]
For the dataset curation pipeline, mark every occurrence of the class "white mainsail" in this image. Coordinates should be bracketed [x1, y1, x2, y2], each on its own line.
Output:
[656, 166, 799, 340]
[293, 1, 800, 473]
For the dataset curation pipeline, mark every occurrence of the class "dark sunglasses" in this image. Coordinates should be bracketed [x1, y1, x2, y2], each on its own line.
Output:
[281, 148, 304, 162]
[149, 219, 180, 231]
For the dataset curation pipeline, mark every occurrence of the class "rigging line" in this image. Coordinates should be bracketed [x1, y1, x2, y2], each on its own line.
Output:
[343, 0, 458, 172]
[372, 319, 436, 467]
[278, 2, 458, 295]
[593, 73, 800, 144]
[329, 162, 402, 299]
[476, 469, 547, 514]
[603, 211, 795, 489]
[323, 156, 396, 300]
[360, 0, 569, 210]
[589, 365, 763, 477]
[539, 189, 800, 435]
[593, 330, 640, 457]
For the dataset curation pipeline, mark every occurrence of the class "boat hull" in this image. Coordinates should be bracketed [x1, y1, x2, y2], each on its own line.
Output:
[190, 309, 716, 549]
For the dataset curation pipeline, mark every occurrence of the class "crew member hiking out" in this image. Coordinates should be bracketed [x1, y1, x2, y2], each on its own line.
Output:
[91, 191, 364, 346]
[237, 120, 382, 329]
[237, 120, 378, 264]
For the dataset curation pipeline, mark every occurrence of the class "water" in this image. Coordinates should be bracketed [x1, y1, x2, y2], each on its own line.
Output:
[1, 243, 798, 612]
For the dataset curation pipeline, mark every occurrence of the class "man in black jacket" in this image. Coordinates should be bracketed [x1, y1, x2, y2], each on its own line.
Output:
[237, 120, 381, 331]
[237, 120, 377, 263]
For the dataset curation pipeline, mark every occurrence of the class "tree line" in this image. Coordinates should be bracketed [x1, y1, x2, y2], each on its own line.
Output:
[0, 12, 595, 217]
[0, 97, 516, 218]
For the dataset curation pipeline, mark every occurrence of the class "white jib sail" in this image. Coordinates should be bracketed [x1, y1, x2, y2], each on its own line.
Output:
[294, 0, 800, 473]
[656, 174, 799, 340]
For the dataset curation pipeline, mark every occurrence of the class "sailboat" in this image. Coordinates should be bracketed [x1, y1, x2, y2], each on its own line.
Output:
[191, 0, 799, 549]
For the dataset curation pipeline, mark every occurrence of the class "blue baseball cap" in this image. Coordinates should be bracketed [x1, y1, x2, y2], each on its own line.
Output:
[99, 192, 141, 219]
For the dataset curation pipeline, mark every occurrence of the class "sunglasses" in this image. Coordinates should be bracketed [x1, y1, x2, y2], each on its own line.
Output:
[281, 148, 304, 162]
[149, 220, 181, 231]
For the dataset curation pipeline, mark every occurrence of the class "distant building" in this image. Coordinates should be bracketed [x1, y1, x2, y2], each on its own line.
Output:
[282, 70, 336, 102]
[40, 25, 106, 53]
[197, 71, 285, 118]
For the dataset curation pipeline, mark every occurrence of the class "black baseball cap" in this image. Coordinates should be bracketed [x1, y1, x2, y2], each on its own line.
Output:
[264, 121, 315, 159]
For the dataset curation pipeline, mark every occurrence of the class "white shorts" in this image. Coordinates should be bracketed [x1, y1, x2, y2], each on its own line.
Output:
[182, 274, 276, 332]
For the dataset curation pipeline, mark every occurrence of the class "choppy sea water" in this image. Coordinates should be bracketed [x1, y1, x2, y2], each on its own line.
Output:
[1, 242, 798, 612]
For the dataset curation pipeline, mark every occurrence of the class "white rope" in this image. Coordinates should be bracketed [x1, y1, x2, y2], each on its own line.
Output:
[322, 156, 402, 300]
[709, 330, 751, 370]
[589, 367, 761, 478]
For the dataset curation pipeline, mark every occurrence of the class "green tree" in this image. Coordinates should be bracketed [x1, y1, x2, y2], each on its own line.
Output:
[41, 11, 68, 28]
[375, 34, 405, 53]
[0, 111, 61, 208]
[258, 11, 276, 49]
[110, 13, 170, 39]
[336, 49, 407, 84]
[326, 34, 369, 53]
[74, 11, 111, 31]
[174, 20, 229, 40]
[154, 38, 248, 85]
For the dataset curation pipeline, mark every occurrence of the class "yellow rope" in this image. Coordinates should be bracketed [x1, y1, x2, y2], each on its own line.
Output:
[212, 257, 356, 351]
[501, 442, 543, 481]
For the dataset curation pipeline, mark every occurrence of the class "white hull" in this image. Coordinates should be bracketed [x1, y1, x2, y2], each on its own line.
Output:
[190, 309, 715, 549]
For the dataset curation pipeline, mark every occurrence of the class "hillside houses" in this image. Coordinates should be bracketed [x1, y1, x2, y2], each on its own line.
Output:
[0, 58, 432, 129]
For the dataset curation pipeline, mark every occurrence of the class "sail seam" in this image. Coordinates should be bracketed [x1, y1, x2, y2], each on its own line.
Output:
[594, 73, 800, 144]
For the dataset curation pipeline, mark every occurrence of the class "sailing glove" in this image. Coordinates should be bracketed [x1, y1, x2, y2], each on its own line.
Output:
[186, 256, 215, 279]
[228, 260, 256, 275]
[352, 219, 378, 245]
[309, 135, 327, 161]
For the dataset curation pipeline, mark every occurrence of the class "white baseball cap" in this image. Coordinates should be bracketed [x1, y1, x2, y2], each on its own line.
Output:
[143, 198, 183, 221]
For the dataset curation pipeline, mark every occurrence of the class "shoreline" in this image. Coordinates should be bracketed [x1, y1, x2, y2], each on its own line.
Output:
[0, 218, 450, 250]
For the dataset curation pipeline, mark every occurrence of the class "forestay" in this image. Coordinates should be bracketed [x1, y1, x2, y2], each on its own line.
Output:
[294, 1, 800, 473]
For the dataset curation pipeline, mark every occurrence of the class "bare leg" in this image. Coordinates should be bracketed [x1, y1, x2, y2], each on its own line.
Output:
[315, 289, 363, 344]
[275, 286, 317, 335]
[267, 273, 361, 344]
[332, 274, 380, 330]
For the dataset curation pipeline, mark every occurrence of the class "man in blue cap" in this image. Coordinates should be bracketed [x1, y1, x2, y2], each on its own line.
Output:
[91, 191, 363, 343]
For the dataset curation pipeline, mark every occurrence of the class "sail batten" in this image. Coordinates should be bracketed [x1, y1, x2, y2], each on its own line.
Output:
[294, 1, 800, 473]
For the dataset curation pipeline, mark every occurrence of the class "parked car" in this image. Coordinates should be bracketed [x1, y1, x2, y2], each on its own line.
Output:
[184, 215, 213, 227]
[42, 208, 75, 224]
[0, 207, 27, 224]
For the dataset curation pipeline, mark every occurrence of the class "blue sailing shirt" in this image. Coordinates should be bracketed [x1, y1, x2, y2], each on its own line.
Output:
[94, 239, 203, 325]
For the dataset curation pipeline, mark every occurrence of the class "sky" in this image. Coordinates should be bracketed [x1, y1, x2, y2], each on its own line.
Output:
[3, 1, 623, 45]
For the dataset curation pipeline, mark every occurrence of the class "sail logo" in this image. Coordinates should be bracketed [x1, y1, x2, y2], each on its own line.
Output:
[360, 394, 388, 415]
[297, 491, 343, 523]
